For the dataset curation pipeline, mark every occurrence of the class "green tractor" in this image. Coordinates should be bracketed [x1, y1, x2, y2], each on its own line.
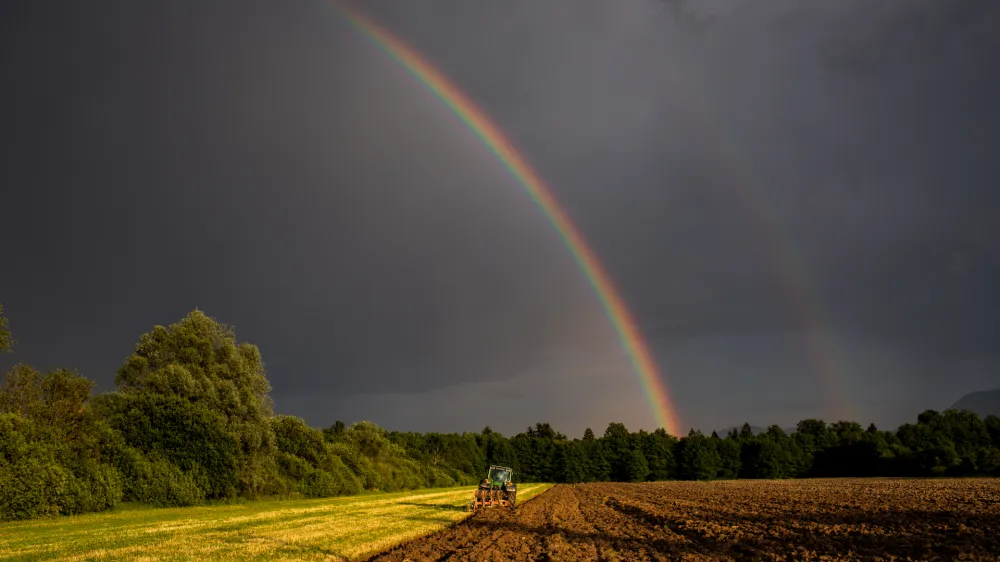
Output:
[468, 465, 517, 512]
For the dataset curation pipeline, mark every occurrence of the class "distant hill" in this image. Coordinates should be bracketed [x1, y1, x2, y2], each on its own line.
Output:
[951, 389, 1000, 418]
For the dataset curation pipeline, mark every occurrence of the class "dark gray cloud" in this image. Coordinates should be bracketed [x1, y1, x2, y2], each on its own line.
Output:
[0, 0, 610, 401]
[1, 0, 997, 436]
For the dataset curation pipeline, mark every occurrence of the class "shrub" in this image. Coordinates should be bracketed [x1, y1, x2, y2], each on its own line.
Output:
[117, 448, 205, 507]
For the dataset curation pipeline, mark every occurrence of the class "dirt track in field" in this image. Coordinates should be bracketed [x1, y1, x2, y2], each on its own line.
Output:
[366, 479, 1000, 561]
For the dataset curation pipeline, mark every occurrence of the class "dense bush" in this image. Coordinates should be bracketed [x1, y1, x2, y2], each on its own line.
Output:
[271, 415, 363, 498]
[116, 448, 205, 507]
[0, 366, 128, 520]
[0, 413, 124, 520]
[97, 392, 240, 501]
[0, 413, 69, 520]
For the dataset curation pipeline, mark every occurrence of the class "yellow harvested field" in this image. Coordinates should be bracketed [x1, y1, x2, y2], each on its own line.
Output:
[0, 484, 552, 561]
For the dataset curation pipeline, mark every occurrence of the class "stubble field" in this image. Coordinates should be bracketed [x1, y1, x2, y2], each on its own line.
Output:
[369, 478, 1000, 561]
[0, 484, 551, 561]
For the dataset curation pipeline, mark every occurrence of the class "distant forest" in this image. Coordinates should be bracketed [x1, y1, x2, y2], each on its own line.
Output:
[1, 307, 998, 522]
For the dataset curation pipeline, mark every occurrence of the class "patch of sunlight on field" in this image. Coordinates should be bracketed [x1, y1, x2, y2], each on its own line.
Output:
[0, 484, 553, 561]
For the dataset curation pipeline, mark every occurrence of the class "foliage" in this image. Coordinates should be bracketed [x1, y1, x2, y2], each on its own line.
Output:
[96, 392, 239, 502]
[0, 366, 124, 520]
[271, 415, 362, 497]
[0, 303, 12, 354]
[2, 305, 999, 523]
[114, 310, 277, 497]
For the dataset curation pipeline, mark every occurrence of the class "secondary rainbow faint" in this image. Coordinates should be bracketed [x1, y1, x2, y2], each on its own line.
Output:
[333, 2, 682, 436]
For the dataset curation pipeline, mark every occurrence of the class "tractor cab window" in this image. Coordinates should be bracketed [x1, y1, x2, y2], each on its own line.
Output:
[490, 469, 508, 482]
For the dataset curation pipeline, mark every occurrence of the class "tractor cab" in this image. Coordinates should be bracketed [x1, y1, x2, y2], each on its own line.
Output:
[488, 466, 512, 487]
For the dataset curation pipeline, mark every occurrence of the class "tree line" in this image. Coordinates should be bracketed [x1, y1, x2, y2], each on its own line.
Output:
[1, 307, 997, 522]
[407, 411, 1000, 486]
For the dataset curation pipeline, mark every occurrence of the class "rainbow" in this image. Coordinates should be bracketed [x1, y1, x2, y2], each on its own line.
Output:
[756, 220, 854, 422]
[333, 2, 682, 436]
[675, 113, 854, 422]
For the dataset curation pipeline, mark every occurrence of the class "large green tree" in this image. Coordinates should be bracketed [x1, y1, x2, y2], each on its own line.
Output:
[113, 309, 277, 496]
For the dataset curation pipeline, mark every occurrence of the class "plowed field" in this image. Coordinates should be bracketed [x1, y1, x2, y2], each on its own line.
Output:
[368, 478, 1000, 561]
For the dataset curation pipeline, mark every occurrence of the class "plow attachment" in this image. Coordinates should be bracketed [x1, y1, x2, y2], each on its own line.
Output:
[468, 488, 516, 512]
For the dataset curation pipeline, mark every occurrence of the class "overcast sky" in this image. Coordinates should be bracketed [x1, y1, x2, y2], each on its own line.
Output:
[1, 0, 997, 437]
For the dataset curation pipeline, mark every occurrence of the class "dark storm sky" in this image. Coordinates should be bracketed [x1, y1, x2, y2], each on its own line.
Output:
[2, 0, 998, 436]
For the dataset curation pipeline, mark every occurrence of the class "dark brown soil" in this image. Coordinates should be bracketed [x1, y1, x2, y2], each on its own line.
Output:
[366, 479, 1000, 561]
